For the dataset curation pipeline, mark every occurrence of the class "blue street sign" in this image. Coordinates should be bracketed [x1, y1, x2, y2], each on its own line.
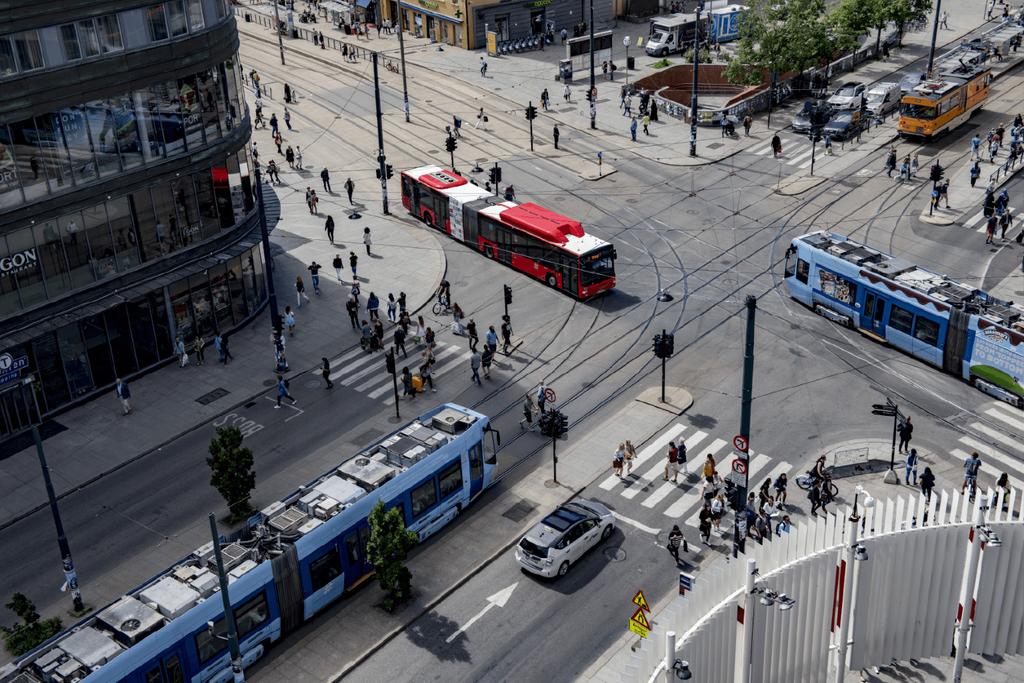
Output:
[0, 353, 28, 386]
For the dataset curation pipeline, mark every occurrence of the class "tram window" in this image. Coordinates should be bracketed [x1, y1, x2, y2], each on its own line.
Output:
[195, 618, 228, 663]
[439, 461, 464, 499]
[310, 546, 342, 591]
[146, 667, 162, 683]
[345, 533, 359, 565]
[470, 443, 484, 479]
[165, 656, 184, 683]
[234, 593, 269, 638]
[889, 305, 914, 334]
[411, 478, 438, 518]
[796, 259, 809, 284]
[914, 317, 940, 346]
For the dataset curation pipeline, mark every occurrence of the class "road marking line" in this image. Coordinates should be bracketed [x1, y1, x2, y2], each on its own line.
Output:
[380, 351, 472, 404]
[624, 430, 707, 499]
[789, 148, 814, 166]
[954, 439, 1024, 481]
[642, 480, 684, 508]
[611, 511, 660, 535]
[681, 453, 771, 525]
[600, 423, 687, 491]
[354, 345, 457, 392]
[983, 406, 1024, 431]
[970, 422, 1024, 454]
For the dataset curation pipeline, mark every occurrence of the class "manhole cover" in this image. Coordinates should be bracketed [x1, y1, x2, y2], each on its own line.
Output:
[196, 387, 230, 405]
[706, 142, 724, 150]
[262, 379, 276, 387]
[427, 149, 440, 154]
[627, 198, 639, 203]
[501, 499, 538, 522]
[604, 548, 627, 562]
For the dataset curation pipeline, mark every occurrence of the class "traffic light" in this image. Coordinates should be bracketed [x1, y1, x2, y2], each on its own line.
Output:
[586, 89, 593, 103]
[488, 167, 496, 184]
[386, 164, 394, 179]
[494, 166, 502, 183]
[653, 330, 674, 359]
[385, 349, 396, 375]
[503, 284, 513, 306]
[525, 104, 538, 121]
[375, 168, 382, 179]
[930, 162, 944, 183]
[539, 411, 554, 436]
[554, 410, 568, 438]
[445, 135, 458, 153]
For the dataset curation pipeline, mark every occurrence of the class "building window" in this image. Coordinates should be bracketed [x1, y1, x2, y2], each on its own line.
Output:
[60, 16, 124, 61]
[0, 38, 16, 77]
[11, 31, 45, 71]
[146, 5, 170, 41]
[60, 25, 82, 61]
[187, 0, 206, 31]
[166, 1, 190, 37]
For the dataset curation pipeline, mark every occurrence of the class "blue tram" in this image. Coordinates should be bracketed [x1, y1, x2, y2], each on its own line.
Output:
[785, 232, 1024, 408]
[2, 404, 498, 683]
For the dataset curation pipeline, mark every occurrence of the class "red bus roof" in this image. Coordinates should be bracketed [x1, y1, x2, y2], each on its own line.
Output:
[418, 169, 468, 191]
[499, 203, 585, 245]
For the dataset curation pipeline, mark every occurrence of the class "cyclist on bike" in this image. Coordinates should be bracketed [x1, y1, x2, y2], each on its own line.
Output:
[436, 279, 451, 309]
[962, 451, 982, 499]
[810, 455, 828, 483]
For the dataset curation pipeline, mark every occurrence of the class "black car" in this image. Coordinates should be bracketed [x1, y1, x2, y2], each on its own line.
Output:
[792, 101, 834, 134]
[823, 109, 867, 141]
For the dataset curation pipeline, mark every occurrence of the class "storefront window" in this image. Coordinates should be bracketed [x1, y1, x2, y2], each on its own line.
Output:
[193, 171, 222, 238]
[178, 74, 205, 150]
[82, 202, 117, 280]
[227, 256, 248, 323]
[251, 244, 267, 302]
[150, 183, 178, 256]
[0, 235, 21, 315]
[130, 188, 159, 261]
[6, 119, 46, 203]
[6, 226, 46, 308]
[105, 306, 138, 377]
[152, 81, 187, 156]
[107, 195, 141, 270]
[151, 291, 174, 358]
[34, 219, 71, 298]
[110, 93, 143, 170]
[241, 251, 257, 313]
[57, 322, 92, 398]
[211, 164, 234, 226]
[59, 106, 98, 186]
[196, 69, 222, 143]
[60, 210, 94, 289]
[32, 333, 70, 412]
[226, 154, 245, 222]
[172, 176, 201, 248]
[169, 278, 194, 342]
[133, 90, 162, 161]
[208, 264, 233, 330]
[190, 272, 215, 337]
[36, 114, 74, 194]
[128, 296, 160, 367]
[85, 100, 121, 177]
[80, 314, 115, 388]
[0, 124, 22, 209]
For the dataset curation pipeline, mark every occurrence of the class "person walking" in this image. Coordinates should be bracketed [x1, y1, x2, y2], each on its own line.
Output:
[612, 443, 625, 478]
[896, 415, 913, 453]
[344, 177, 355, 205]
[986, 214, 998, 244]
[466, 319, 479, 352]
[324, 215, 335, 244]
[970, 161, 981, 188]
[667, 525, 685, 561]
[349, 251, 358, 279]
[971, 133, 982, 160]
[475, 107, 485, 129]
[905, 447, 919, 485]
[331, 254, 344, 283]
[310, 189, 319, 214]
[363, 227, 372, 255]
[698, 504, 713, 546]
[553, 125, 560, 150]
[284, 306, 296, 336]
[773, 472, 788, 506]
[366, 291, 380, 321]
[269, 113, 278, 136]
[321, 167, 332, 192]
[306, 187, 316, 215]
[481, 344, 494, 378]
[629, 117, 638, 142]
[176, 336, 189, 367]
[308, 261, 321, 295]
[1001, 209, 1012, 239]
[743, 114, 752, 136]
[419, 351, 436, 392]
[911, 153, 919, 178]
[479, 56, 487, 77]
[885, 147, 897, 177]
[808, 481, 822, 515]
[663, 440, 680, 483]
[485, 325, 499, 354]
[284, 83, 292, 104]
[642, 113, 651, 136]
[519, 394, 536, 430]
[771, 134, 782, 158]
[564, 82, 571, 102]
[284, 107, 292, 131]
[940, 9, 949, 29]
[919, 466, 935, 503]
[541, 88, 550, 111]
[274, 130, 283, 155]
[402, 366, 415, 400]
[114, 378, 132, 415]
[470, 349, 482, 385]
[275, 374, 297, 408]
[962, 451, 982, 498]
[702, 453, 716, 482]
[295, 276, 310, 308]
[321, 357, 335, 389]
[624, 440, 637, 476]
[501, 316, 513, 354]
[393, 324, 408, 358]
[386, 293, 397, 322]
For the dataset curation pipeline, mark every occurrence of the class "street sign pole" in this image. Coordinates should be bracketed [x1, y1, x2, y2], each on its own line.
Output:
[871, 398, 900, 483]
[661, 355, 666, 403]
[734, 295, 757, 558]
[388, 349, 400, 420]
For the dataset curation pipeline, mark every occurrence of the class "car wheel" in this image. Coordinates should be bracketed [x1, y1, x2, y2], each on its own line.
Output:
[545, 273, 557, 288]
[601, 524, 613, 540]
[557, 561, 570, 577]
[484, 245, 494, 258]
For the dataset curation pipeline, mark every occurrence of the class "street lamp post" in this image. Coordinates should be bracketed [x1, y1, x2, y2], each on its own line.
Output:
[253, 165, 283, 365]
[623, 35, 631, 90]
[927, 0, 942, 78]
[208, 514, 245, 682]
[689, 1, 704, 157]
[396, 8, 410, 121]
[589, 0, 596, 129]
[371, 52, 390, 215]
[272, 0, 286, 65]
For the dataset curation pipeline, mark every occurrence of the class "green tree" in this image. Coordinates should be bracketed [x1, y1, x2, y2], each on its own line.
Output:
[365, 500, 418, 612]
[207, 426, 256, 521]
[724, 0, 832, 86]
[828, 0, 872, 55]
[1, 593, 63, 657]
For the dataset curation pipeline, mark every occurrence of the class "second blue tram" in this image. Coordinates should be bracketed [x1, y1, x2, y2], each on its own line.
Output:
[785, 231, 1024, 408]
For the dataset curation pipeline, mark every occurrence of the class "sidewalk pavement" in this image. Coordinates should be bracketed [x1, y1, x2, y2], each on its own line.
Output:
[0, 96, 446, 527]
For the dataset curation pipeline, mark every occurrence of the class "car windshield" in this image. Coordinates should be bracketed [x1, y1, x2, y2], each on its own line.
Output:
[542, 507, 586, 531]
[831, 113, 852, 123]
[866, 92, 885, 102]
[519, 538, 548, 557]
[581, 245, 615, 285]
[837, 85, 859, 96]
[651, 31, 667, 43]
[900, 102, 937, 119]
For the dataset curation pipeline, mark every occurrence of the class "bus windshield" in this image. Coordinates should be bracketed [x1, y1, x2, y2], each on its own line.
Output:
[581, 245, 615, 285]
[900, 102, 937, 119]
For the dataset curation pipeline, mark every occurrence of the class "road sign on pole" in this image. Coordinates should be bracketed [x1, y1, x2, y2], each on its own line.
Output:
[678, 572, 695, 595]
[733, 435, 748, 452]
[632, 589, 650, 612]
[732, 459, 747, 475]
[629, 606, 651, 638]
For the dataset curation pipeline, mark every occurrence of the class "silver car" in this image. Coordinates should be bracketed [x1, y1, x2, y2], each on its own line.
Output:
[515, 499, 615, 578]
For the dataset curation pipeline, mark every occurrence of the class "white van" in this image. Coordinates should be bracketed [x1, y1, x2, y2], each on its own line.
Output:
[864, 82, 901, 117]
[645, 15, 699, 57]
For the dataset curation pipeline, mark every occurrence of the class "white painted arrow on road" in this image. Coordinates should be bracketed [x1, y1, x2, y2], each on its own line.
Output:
[445, 582, 518, 644]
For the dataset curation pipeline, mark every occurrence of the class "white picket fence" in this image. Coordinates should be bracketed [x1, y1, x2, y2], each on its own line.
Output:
[615, 487, 1023, 683]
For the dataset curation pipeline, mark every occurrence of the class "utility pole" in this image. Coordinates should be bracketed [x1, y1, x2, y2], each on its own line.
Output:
[25, 378, 84, 614]
[689, 1, 704, 157]
[871, 398, 901, 483]
[396, 10, 410, 121]
[209, 514, 245, 682]
[445, 126, 458, 172]
[734, 295, 756, 558]
[254, 166, 283, 365]
[623, 35, 630, 90]
[927, 0, 942, 77]
[503, 284, 512, 320]
[272, 0, 286, 65]
[371, 52, 390, 215]
[589, 0, 596, 130]
[525, 102, 537, 151]
[386, 349, 400, 419]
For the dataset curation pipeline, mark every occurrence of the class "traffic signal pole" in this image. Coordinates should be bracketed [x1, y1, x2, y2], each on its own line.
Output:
[209, 514, 245, 682]
[386, 349, 400, 420]
[527, 101, 535, 151]
[371, 52, 390, 215]
[927, 0, 942, 78]
[734, 295, 757, 558]
[588, 0, 596, 130]
[689, 1, 703, 157]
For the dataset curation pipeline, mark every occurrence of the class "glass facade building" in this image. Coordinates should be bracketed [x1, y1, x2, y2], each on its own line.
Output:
[0, 0, 266, 438]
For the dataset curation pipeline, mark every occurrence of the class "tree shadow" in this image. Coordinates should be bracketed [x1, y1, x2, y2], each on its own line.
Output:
[403, 609, 473, 663]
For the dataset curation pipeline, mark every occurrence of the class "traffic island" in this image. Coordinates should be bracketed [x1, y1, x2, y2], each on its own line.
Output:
[635, 386, 693, 414]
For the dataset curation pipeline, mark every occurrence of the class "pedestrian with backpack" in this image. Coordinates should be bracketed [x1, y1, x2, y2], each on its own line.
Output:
[275, 374, 296, 408]
[667, 525, 686, 560]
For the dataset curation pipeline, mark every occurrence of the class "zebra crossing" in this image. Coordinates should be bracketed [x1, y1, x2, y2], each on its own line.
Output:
[316, 339, 472, 405]
[596, 423, 792, 528]
[948, 401, 1024, 488]
[961, 206, 1018, 233]
[753, 135, 835, 170]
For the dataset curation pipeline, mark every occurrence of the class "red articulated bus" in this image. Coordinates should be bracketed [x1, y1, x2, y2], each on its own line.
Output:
[400, 165, 616, 299]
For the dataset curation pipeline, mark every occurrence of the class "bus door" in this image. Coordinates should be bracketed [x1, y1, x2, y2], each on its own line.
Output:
[342, 524, 373, 588]
[860, 290, 887, 338]
[468, 442, 485, 498]
[411, 182, 422, 215]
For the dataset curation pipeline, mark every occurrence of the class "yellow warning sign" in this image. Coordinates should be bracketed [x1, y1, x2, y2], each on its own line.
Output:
[629, 606, 651, 638]
[632, 590, 650, 612]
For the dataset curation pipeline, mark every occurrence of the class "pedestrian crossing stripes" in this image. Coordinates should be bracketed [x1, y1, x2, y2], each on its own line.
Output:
[752, 136, 842, 170]
[941, 402, 1024, 489]
[962, 206, 1017, 233]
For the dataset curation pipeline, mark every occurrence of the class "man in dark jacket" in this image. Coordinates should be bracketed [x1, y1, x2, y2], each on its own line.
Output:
[898, 415, 913, 453]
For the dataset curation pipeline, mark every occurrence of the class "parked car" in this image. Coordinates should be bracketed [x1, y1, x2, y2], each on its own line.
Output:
[823, 109, 867, 141]
[792, 100, 834, 133]
[899, 71, 926, 94]
[827, 81, 866, 110]
[864, 82, 901, 117]
[515, 499, 615, 578]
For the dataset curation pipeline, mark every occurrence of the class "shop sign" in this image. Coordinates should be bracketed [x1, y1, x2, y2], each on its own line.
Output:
[0, 247, 39, 278]
[417, 0, 441, 9]
[0, 353, 29, 386]
[526, 0, 553, 7]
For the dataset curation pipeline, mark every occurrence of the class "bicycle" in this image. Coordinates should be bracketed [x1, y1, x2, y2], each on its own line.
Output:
[431, 300, 452, 316]
[385, 61, 400, 74]
[795, 469, 838, 498]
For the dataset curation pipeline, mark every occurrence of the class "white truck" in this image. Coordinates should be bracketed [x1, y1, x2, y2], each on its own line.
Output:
[645, 14, 700, 57]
